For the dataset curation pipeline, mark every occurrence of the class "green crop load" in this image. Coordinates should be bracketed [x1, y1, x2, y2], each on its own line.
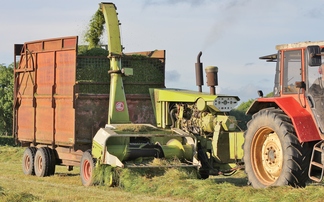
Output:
[76, 49, 165, 94]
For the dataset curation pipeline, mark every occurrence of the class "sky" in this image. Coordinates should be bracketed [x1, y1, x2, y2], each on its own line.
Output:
[1, 0, 324, 103]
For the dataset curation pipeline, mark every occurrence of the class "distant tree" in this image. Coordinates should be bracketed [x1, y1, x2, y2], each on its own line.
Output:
[0, 64, 13, 136]
[230, 99, 254, 131]
[230, 91, 274, 130]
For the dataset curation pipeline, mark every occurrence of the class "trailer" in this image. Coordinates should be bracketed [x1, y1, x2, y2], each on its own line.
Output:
[14, 36, 166, 174]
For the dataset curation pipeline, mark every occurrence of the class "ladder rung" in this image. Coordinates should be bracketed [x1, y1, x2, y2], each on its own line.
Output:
[309, 175, 322, 183]
[314, 147, 324, 152]
[311, 161, 324, 169]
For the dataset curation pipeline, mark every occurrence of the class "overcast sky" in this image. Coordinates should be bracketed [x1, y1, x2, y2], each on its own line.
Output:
[1, 0, 324, 102]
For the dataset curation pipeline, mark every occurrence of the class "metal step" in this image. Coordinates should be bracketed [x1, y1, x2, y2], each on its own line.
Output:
[309, 140, 324, 183]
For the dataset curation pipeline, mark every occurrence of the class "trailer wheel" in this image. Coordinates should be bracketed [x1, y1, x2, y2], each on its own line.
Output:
[243, 108, 312, 188]
[44, 147, 56, 176]
[34, 147, 50, 177]
[22, 147, 37, 175]
[80, 150, 95, 186]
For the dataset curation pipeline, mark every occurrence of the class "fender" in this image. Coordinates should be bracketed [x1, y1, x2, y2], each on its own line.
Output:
[247, 97, 321, 142]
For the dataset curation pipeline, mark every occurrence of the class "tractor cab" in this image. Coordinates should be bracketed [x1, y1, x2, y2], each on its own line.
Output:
[249, 42, 324, 141]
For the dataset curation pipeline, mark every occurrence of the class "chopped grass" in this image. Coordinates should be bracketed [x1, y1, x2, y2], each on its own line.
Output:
[3, 137, 324, 201]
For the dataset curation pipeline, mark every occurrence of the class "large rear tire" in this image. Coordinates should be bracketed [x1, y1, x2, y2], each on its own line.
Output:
[80, 150, 95, 186]
[243, 108, 312, 188]
[22, 147, 37, 175]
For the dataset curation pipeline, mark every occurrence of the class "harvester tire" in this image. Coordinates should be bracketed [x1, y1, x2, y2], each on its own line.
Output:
[22, 147, 37, 175]
[243, 108, 312, 188]
[34, 147, 50, 177]
[80, 150, 95, 186]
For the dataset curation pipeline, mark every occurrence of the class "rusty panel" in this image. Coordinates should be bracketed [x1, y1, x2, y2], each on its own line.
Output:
[26, 42, 43, 52]
[35, 51, 55, 143]
[16, 96, 34, 142]
[35, 97, 54, 143]
[55, 98, 75, 145]
[15, 64, 35, 142]
[36, 52, 55, 94]
[56, 50, 76, 95]
[15, 36, 78, 146]
[55, 50, 76, 145]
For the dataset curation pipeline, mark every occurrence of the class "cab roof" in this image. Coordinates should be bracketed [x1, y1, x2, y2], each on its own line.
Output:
[275, 40, 324, 50]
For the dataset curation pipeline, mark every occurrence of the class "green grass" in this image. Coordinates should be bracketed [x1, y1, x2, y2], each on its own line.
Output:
[2, 136, 324, 201]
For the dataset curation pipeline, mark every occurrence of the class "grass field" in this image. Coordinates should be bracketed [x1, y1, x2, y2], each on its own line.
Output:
[1, 135, 324, 202]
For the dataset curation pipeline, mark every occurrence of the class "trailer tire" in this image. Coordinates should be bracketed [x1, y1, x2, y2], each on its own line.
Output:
[243, 108, 312, 188]
[22, 147, 37, 175]
[34, 147, 50, 177]
[44, 147, 56, 176]
[80, 150, 95, 186]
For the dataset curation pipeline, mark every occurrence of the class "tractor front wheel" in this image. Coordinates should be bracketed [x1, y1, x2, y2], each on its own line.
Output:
[243, 108, 312, 188]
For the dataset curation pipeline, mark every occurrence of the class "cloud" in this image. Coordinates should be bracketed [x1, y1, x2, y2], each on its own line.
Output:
[165, 70, 181, 83]
[244, 62, 254, 66]
[143, 0, 207, 6]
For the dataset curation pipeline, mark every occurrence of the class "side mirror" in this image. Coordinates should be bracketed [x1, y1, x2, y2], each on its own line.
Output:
[257, 90, 263, 98]
[307, 45, 321, 66]
[295, 81, 306, 89]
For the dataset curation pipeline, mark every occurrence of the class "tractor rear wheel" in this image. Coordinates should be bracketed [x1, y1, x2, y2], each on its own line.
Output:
[243, 108, 312, 188]
[80, 150, 95, 186]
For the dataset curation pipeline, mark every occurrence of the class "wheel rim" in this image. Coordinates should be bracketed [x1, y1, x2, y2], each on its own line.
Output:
[83, 160, 92, 181]
[24, 155, 31, 170]
[36, 155, 43, 172]
[251, 127, 283, 185]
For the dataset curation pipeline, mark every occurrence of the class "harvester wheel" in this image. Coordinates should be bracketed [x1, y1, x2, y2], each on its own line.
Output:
[22, 147, 37, 175]
[34, 147, 50, 177]
[80, 150, 95, 186]
[243, 108, 312, 188]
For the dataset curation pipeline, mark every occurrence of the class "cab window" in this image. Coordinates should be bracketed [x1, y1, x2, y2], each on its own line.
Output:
[282, 50, 302, 94]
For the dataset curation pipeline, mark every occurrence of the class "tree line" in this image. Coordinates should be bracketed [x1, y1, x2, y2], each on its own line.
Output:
[0, 64, 13, 136]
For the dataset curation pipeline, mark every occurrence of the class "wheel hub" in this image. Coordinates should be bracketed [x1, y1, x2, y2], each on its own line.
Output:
[251, 127, 284, 185]
[261, 132, 283, 180]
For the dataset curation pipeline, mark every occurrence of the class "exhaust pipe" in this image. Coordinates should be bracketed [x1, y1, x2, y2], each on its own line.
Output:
[195, 51, 203, 92]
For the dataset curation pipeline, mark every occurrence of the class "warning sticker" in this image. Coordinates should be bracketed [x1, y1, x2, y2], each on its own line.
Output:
[115, 101, 125, 112]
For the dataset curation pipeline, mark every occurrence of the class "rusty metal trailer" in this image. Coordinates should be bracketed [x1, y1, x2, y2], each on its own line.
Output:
[14, 36, 165, 175]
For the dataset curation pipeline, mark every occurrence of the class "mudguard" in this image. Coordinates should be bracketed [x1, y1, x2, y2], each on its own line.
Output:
[247, 97, 321, 142]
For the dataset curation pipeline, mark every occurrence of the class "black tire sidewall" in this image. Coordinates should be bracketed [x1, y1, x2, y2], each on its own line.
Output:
[80, 150, 94, 186]
[34, 147, 49, 177]
[243, 109, 300, 188]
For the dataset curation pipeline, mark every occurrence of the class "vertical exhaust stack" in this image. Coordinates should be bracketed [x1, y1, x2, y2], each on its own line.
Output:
[195, 51, 204, 92]
[205, 66, 218, 95]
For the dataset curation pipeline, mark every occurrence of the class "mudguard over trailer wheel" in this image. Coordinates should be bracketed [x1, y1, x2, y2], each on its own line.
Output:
[22, 147, 37, 175]
[80, 150, 96, 186]
[243, 108, 312, 188]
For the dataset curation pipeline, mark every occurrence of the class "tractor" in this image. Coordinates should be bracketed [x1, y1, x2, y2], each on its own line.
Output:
[243, 41, 324, 188]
